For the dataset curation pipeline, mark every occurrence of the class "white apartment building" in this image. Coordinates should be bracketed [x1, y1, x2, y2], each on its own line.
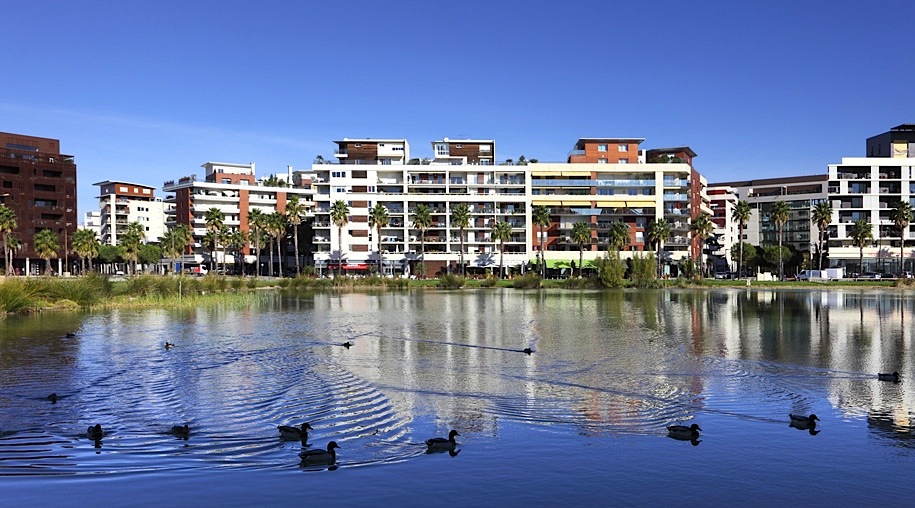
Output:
[93, 180, 167, 246]
[163, 162, 314, 271]
[311, 138, 708, 277]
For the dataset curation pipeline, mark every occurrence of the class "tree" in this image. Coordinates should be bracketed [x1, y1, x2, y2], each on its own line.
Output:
[369, 203, 390, 276]
[161, 224, 192, 275]
[314, 155, 326, 164]
[411, 203, 432, 278]
[248, 208, 265, 277]
[608, 221, 631, 253]
[850, 219, 874, 274]
[731, 200, 751, 276]
[689, 213, 714, 277]
[204, 207, 224, 272]
[770, 201, 790, 280]
[227, 229, 248, 276]
[72, 228, 100, 275]
[571, 221, 592, 278]
[730, 242, 757, 272]
[490, 220, 513, 279]
[266, 212, 286, 277]
[811, 200, 833, 271]
[532, 205, 551, 278]
[451, 203, 472, 277]
[285, 196, 307, 277]
[517, 155, 528, 166]
[0, 204, 17, 276]
[261, 175, 287, 187]
[33, 228, 60, 276]
[646, 218, 671, 278]
[330, 200, 350, 278]
[119, 221, 145, 276]
[892, 201, 912, 274]
[217, 225, 233, 275]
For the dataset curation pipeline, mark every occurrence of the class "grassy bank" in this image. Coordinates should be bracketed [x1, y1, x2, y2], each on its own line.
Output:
[2, 273, 912, 316]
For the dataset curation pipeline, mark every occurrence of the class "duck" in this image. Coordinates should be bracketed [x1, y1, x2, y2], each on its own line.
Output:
[299, 441, 339, 465]
[164, 342, 175, 350]
[789, 414, 819, 425]
[47, 393, 59, 403]
[278, 422, 313, 441]
[171, 424, 190, 438]
[877, 371, 900, 382]
[667, 423, 701, 440]
[65, 332, 77, 338]
[87, 424, 104, 441]
[522, 348, 534, 355]
[425, 429, 460, 450]
[341, 342, 353, 349]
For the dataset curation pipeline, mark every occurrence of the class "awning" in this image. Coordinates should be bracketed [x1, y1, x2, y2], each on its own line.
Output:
[531, 258, 597, 269]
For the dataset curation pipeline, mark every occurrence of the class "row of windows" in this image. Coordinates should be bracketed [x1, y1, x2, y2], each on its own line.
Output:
[597, 144, 629, 152]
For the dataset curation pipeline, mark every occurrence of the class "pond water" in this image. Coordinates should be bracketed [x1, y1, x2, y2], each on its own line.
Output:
[2, 288, 914, 506]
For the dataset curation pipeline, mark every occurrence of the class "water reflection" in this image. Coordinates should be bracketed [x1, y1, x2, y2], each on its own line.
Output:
[0, 288, 913, 477]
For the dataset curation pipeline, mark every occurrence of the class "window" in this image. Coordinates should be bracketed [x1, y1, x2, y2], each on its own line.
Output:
[455, 144, 463, 149]
[354, 143, 362, 148]
[619, 144, 628, 152]
[435, 143, 449, 156]
[598, 158, 608, 164]
[480, 144, 491, 152]
[619, 159, 629, 164]
[597, 144, 608, 152]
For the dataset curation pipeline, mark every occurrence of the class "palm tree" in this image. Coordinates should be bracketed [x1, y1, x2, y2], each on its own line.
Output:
[161, 224, 192, 275]
[120, 221, 146, 276]
[411, 203, 432, 278]
[770, 201, 791, 280]
[608, 221, 631, 253]
[451, 203, 471, 276]
[811, 201, 833, 271]
[204, 207, 224, 272]
[285, 196, 307, 277]
[851, 219, 874, 274]
[227, 229, 248, 276]
[490, 220, 513, 278]
[217, 226, 233, 275]
[689, 213, 714, 277]
[646, 218, 671, 278]
[248, 208, 265, 277]
[33, 228, 59, 276]
[571, 221, 592, 278]
[0, 204, 18, 276]
[532, 205, 551, 278]
[892, 201, 912, 274]
[330, 200, 350, 278]
[731, 200, 751, 276]
[369, 203, 390, 276]
[72, 228, 100, 275]
[266, 212, 286, 277]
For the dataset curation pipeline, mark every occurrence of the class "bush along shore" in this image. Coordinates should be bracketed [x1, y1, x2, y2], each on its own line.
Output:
[2, 271, 912, 316]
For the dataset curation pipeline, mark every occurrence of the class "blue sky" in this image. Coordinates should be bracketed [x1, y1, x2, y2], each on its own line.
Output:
[3, 0, 915, 219]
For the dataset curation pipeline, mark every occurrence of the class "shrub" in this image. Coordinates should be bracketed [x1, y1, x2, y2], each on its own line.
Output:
[594, 252, 626, 288]
[438, 273, 466, 289]
[511, 272, 541, 289]
[478, 276, 498, 288]
[629, 253, 660, 288]
[0, 278, 42, 314]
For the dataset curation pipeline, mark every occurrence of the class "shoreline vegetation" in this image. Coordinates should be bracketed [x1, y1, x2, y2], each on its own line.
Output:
[1, 272, 912, 316]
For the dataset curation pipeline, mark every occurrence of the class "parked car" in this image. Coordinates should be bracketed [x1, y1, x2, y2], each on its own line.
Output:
[859, 272, 881, 279]
[901, 272, 913, 279]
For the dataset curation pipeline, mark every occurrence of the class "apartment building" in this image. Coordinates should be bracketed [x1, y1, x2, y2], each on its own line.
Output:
[93, 180, 167, 246]
[707, 175, 828, 273]
[0, 131, 77, 275]
[163, 162, 314, 271]
[333, 138, 409, 165]
[312, 138, 528, 276]
[531, 141, 704, 275]
[310, 137, 708, 277]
